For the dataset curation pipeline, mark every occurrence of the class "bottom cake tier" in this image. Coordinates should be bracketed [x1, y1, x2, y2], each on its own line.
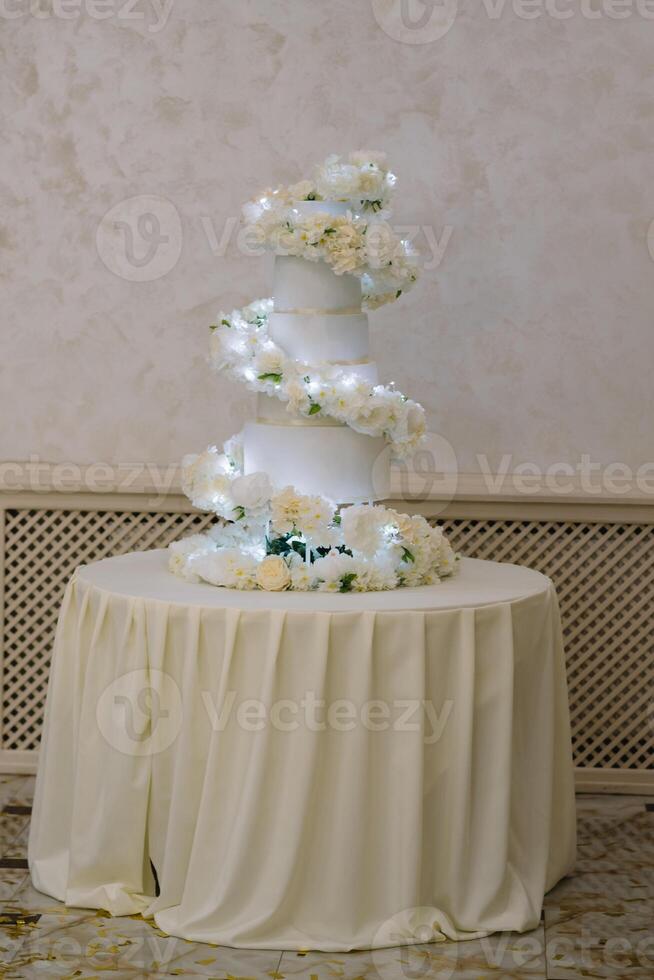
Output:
[243, 420, 391, 504]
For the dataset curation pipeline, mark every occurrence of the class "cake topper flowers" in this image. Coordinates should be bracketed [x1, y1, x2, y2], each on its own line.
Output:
[242, 151, 420, 310]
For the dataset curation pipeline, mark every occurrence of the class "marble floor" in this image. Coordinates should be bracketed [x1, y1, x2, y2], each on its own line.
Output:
[0, 776, 651, 979]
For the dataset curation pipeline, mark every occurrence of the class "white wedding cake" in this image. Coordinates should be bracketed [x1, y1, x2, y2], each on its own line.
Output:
[244, 201, 389, 503]
[170, 152, 457, 592]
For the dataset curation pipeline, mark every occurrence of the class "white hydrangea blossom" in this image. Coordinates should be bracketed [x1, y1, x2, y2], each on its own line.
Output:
[340, 504, 392, 558]
[190, 548, 259, 590]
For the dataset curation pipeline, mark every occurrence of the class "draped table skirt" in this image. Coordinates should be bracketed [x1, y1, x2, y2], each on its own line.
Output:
[28, 550, 576, 951]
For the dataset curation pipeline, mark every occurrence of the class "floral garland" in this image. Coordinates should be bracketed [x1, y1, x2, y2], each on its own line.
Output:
[210, 298, 426, 458]
[242, 151, 420, 310]
[170, 444, 457, 593]
[168, 151, 455, 593]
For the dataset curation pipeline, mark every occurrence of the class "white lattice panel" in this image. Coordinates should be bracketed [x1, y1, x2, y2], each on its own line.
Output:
[1, 508, 213, 752]
[1, 507, 652, 776]
[439, 518, 654, 772]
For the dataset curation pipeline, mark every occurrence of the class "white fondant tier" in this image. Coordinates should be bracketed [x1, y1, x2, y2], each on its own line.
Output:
[268, 311, 369, 362]
[243, 421, 390, 504]
[244, 199, 390, 503]
[273, 255, 361, 313]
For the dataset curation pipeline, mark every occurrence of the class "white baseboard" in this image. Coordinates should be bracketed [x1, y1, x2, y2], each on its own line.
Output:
[573, 767, 654, 795]
[0, 750, 39, 774]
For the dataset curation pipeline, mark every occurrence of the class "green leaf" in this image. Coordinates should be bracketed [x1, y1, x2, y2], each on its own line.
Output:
[232, 505, 246, 521]
[401, 547, 415, 564]
[267, 534, 292, 556]
[221, 318, 231, 327]
[308, 403, 322, 415]
[340, 572, 357, 593]
[332, 514, 342, 526]
[257, 372, 283, 384]
[291, 539, 307, 560]
[396, 290, 402, 299]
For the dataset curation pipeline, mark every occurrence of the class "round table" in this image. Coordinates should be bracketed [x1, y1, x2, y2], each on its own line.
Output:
[29, 550, 576, 952]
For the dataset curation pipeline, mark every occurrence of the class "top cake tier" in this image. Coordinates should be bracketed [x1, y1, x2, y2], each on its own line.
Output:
[273, 201, 362, 313]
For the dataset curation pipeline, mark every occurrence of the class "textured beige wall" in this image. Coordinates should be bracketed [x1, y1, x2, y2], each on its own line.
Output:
[2, 0, 653, 480]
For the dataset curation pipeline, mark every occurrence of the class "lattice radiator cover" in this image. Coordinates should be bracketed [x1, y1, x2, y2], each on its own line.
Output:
[1, 507, 653, 776]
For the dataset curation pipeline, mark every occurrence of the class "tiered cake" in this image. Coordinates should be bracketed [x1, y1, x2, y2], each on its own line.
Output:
[170, 152, 457, 592]
[244, 202, 389, 503]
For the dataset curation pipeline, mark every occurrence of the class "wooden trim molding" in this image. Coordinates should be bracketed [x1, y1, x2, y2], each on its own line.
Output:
[2, 461, 654, 507]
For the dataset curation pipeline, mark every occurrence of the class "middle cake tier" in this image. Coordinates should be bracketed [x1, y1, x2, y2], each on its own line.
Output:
[243, 308, 390, 503]
[258, 307, 378, 425]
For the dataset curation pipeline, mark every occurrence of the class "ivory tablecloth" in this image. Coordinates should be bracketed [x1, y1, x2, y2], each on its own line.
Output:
[29, 550, 576, 951]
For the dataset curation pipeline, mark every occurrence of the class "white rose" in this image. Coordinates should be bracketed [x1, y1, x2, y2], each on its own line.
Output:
[256, 555, 291, 592]
[254, 347, 285, 379]
[231, 471, 273, 512]
[315, 156, 361, 200]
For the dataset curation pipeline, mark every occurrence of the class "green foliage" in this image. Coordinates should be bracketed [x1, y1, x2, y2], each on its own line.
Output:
[266, 534, 291, 556]
[266, 534, 310, 562]
[339, 572, 358, 593]
[308, 402, 322, 415]
[257, 372, 283, 383]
